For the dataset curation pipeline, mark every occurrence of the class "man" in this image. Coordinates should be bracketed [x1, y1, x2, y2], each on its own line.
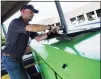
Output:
[2, 5, 59, 79]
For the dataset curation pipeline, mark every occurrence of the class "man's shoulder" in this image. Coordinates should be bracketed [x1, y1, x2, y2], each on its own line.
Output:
[9, 17, 24, 28]
[11, 18, 21, 24]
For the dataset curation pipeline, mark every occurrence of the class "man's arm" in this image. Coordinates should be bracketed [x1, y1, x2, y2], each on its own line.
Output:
[34, 33, 48, 42]
[34, 29, 59, 42]
[26, 24, 60, 32]
[26, 24, 50, 32]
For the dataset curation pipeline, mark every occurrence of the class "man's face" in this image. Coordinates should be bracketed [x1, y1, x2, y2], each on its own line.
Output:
[22, 9, 34, 22]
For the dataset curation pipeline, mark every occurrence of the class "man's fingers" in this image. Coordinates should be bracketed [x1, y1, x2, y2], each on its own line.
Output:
[51, 26, 60, 30]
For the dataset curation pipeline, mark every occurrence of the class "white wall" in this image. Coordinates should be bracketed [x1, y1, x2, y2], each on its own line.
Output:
[65, 2, 100, 22]
[36, 2, 100, 25]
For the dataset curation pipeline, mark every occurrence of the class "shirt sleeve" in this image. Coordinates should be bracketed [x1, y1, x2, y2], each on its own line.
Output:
[9, 19, 27, 34]
[29, 32, 39, 39]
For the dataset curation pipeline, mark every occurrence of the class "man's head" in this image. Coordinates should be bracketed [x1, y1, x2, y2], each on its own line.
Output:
[20, 5, 39, 22]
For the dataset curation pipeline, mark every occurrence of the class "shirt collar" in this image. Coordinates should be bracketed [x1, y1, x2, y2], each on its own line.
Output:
[19, 16, 29, 25]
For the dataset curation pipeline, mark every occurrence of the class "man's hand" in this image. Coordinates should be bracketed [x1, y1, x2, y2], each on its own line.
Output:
[25, 45, 32, 54]
[49, 25, 60, 31]
[49, 26, 60, 34]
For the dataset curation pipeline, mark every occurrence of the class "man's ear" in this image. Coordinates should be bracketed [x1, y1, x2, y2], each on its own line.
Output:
[21, 9, 25, 14]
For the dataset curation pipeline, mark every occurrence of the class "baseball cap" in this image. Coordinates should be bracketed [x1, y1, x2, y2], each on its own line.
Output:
[20, 5, 39, 13]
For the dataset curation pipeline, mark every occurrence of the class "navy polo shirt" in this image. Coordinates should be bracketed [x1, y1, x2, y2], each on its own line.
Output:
[2, 16, 38, 57]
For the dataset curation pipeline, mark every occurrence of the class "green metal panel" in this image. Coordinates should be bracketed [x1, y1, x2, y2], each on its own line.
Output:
[41, 45, 100, 79]
[38, 56, 57, 79]
[32, 50, 57, 79]
[31, 31, 100, 79]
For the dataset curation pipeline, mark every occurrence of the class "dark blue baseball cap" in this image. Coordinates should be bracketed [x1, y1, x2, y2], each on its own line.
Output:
[20, 5, 39, 13]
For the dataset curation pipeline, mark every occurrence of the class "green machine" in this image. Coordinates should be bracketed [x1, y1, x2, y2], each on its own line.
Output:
[30, 1, 100, 79]
[30, 29, 100, 79]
